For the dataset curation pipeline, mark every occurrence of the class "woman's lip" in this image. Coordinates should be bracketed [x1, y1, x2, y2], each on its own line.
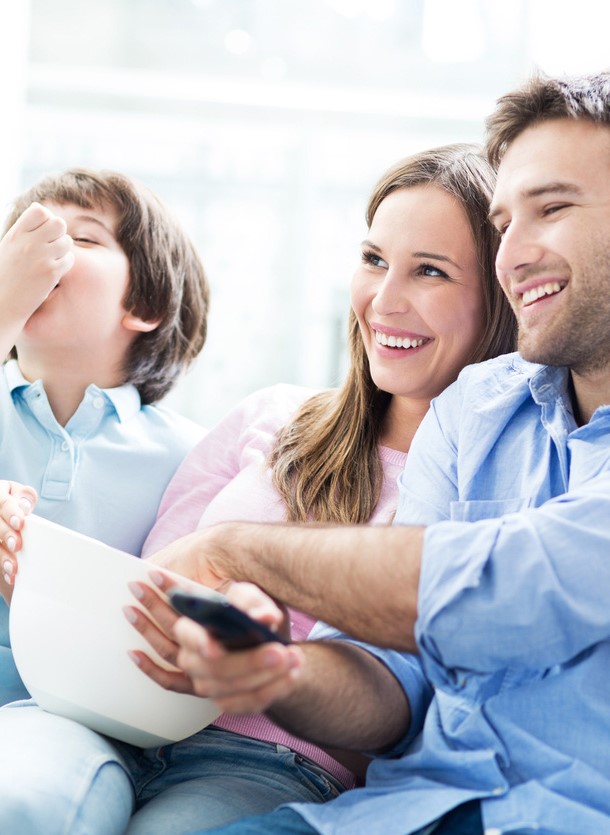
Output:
[370, 323, 429, 340]
[373, 330, 432, 351]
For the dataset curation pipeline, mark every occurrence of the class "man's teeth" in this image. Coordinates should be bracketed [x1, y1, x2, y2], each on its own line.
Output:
[375, 332, 425, 349]
[522, 281, 563, 306]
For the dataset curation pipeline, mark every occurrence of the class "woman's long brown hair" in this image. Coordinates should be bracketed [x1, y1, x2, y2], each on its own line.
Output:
[270, 144, 516, 523]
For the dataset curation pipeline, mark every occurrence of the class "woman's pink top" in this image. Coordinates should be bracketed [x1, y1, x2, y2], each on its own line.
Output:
[143, 384, 407, 789]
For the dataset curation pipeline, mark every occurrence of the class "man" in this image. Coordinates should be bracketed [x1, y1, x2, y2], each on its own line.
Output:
[144, 70, 610, 835]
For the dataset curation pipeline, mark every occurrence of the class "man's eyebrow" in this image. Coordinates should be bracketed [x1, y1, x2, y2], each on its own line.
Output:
[489, 182, 585, 222]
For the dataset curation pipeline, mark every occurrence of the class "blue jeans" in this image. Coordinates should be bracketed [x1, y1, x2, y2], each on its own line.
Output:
[197, 800, 484, 834]
[0, 700, 343, 835]
[0, 603, 30, 704]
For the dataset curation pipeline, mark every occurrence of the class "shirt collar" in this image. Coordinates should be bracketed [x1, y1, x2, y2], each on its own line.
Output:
[5, 359, 142, 423]
[527, 364, 571, 403]
[84, 382, 142, 423]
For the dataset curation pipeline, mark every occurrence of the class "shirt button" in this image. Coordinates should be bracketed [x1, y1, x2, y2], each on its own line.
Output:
[491, 786, 504, 796]
[92, 396, 105, 410]
[61, 441, 70, 452]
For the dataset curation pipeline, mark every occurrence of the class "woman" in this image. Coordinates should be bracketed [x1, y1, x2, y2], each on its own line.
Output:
[120, 143, 516, 835]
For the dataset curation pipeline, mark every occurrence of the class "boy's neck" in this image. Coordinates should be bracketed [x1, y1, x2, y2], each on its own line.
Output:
[16, 351, 123, 427]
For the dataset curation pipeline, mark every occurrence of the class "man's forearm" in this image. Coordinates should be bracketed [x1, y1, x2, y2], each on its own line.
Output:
[266, 640, 411, 752]
[183, 522, 424, 652]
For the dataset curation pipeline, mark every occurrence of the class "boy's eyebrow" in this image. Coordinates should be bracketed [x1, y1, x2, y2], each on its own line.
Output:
[489, 181, 585, 222]
[72, 214, 115, 235]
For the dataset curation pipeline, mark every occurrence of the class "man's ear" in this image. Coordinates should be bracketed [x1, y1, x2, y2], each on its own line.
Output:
[122, 313, 161, 333]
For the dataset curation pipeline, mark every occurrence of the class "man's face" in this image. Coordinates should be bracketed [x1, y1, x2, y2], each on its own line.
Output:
[490, 118, 610, 376]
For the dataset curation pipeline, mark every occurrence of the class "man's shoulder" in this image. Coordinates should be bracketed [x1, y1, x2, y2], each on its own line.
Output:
[427, 353, 547, 444]
[457, 351, 541, 386]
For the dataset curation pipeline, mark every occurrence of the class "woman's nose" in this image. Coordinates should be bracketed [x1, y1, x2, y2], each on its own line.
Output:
[371, 270, 410, 316]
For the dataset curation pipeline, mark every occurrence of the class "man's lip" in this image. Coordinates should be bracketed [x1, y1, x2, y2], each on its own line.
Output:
[513, 277, 567, 298]
[515, 279, 567, 308]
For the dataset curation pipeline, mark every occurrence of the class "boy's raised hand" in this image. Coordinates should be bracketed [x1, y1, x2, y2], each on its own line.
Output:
[0, 202, 74, 358]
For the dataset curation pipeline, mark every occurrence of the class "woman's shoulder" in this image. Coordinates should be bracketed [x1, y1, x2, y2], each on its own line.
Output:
[235, 383, 325, 425]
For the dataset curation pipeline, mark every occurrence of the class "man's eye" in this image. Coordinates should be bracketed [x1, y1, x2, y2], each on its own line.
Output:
[543, 204, 570, 216]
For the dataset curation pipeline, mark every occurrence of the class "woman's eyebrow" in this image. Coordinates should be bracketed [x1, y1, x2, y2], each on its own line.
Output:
[361, 239, 381, 251]
[412, 251, 460, 269]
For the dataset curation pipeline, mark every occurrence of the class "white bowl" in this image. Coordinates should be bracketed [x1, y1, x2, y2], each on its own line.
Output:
[9, 514, 221, 747]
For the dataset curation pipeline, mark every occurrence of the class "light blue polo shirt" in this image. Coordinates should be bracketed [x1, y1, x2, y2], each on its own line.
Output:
[0, 359, 205, 703]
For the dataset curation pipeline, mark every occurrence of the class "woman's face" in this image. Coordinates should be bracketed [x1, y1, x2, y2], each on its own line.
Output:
[351, 184, 486, 405]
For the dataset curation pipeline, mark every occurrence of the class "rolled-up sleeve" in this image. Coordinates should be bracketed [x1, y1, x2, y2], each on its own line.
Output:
[417, 472, 610, 679]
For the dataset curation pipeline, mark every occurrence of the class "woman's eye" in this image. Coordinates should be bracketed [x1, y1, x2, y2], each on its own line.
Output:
[419, 263, 449, 279]
[361, 250, 388, 269]
[73, 237, 97, 244]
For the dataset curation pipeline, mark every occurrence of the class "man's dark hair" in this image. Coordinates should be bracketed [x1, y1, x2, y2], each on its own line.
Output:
[486, 71, 610, 167]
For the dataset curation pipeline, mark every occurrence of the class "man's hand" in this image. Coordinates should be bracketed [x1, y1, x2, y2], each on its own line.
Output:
[146, 524, 238, 590]
[0, 480, 37, 603]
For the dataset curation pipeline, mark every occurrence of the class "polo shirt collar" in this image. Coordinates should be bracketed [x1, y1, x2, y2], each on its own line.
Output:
[4, 359, 142, 423]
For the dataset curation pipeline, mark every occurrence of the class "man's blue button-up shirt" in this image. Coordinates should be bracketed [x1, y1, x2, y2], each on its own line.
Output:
[293, 352, 610, 835]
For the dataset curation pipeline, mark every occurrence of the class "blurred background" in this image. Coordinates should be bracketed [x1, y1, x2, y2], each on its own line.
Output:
[1, 0, 608, 426]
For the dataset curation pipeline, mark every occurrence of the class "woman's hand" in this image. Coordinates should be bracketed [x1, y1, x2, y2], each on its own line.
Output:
[0, 480, 37, 603]
[124, 571, 195, 693]
[125, 572, 305, 713]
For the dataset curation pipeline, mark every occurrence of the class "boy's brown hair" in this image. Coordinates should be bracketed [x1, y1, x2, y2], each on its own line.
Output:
[4, 168, 210, 404]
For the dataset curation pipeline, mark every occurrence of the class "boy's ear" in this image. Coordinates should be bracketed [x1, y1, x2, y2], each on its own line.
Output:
[122, 313, 161, 333]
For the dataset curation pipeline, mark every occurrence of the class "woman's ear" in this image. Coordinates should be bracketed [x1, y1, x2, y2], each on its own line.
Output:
[122, 313, 161, 333]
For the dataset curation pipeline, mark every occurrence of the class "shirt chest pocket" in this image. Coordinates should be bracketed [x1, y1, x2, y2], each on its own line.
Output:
[449, 497, 530, 522]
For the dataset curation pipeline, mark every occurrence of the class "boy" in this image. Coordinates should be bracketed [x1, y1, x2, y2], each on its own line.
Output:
[0, 167, 210, 703]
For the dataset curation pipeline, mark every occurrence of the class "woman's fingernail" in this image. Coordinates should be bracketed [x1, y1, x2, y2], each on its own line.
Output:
[123, 606, 138, 624]
[127, 651, 141, 667]
[149, 570, 165, 587]
[2, 560, 13, 576]
[18, 499, 32, 514]
[9, 516, 20, 531]
[2, 573, 11, 585]
[128, 582, 144, 599]
[5, 537, 16, 552]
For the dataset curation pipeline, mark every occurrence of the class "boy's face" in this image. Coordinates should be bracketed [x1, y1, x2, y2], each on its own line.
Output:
[490, 118, 610, 376]
[16, 200, 147, 377]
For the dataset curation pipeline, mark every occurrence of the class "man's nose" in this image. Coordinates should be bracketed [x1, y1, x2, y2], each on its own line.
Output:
[495, 220, 544, 277]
